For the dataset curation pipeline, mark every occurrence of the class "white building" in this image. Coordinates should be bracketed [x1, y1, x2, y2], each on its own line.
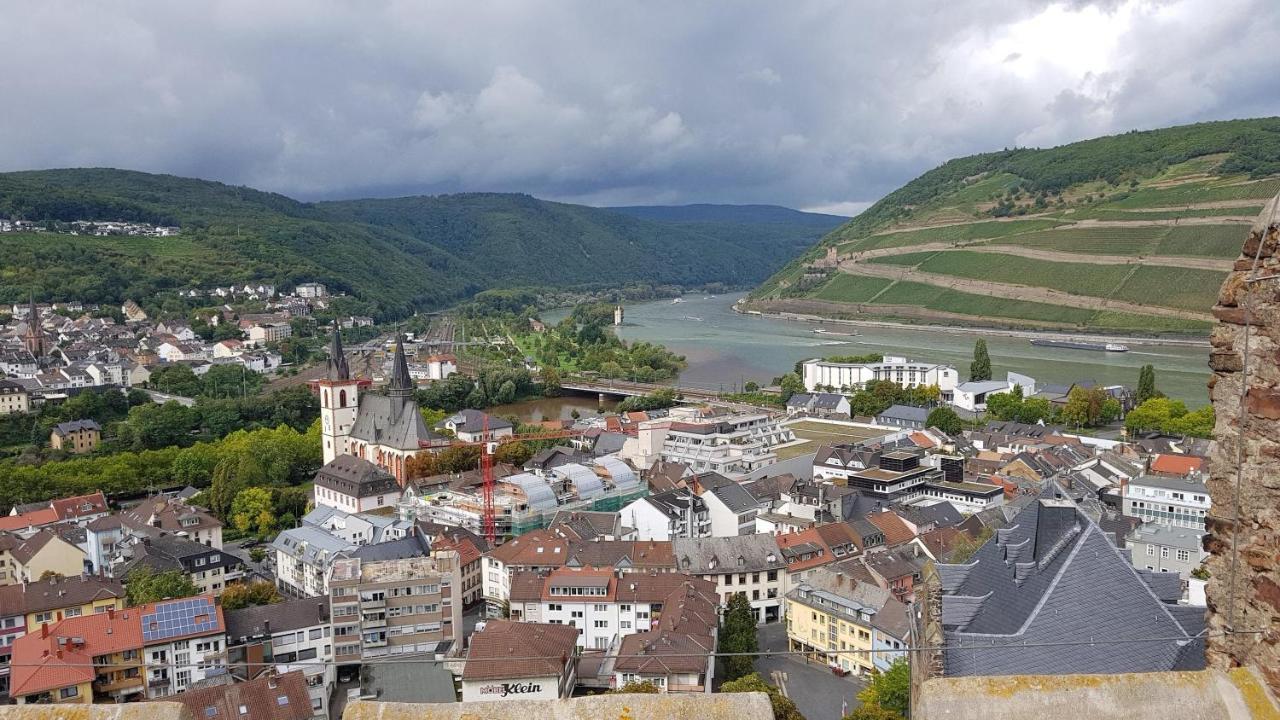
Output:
[296, 282, 327, 298]
[312, 456, 403, 514]
[225, 599, 335, 718]
[1123, 475, 1210, 531]
[508, 567, 718, 651]
[801, 356, 958, 399]
[300, 505, 413, 546]
[657, 407, 795, 477]
[424, 354, 458, 381]
[141, 595, 228, 698]
[672, 535, 787, 623]
[272, 525, 356, 598]
[620, 489, 709, 541]
[702, 481, 766, 537]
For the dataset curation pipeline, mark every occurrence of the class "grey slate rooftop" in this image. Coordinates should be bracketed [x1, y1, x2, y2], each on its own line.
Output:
[935, 484, 1205, 677]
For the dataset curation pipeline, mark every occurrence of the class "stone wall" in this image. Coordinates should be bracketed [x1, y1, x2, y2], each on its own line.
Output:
[0, 704, 191, 720]
[340, 692, 774, 720]
[1206, 192, 1280, 693]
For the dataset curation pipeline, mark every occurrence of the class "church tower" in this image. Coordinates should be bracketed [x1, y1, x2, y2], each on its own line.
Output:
[22, 294, 43, 358]
[387, 333, 414, 422]
[318, 324, 359, 465]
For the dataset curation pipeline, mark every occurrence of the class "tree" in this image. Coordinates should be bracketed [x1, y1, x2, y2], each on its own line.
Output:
[719, 593, 758, 681]
[209, 452, 267, 520]
[609, 681, 661, 694]
[249, 547, 266, 563]
[969, 339, 992, 381]
[220, 580, 283, 611]
[926, 407, 963, 434]
[856, 659, 910, 719]
[125, 566, 198, 605]
[1137, 364, 1157, 403]
[744, 381, 760, 393]
[722, 673, 805, 720]
[844, 706, 903, 720]
[494, 441, 534, 467]
[779, 373, 805, 401]
[1060, 387, 1095, 428]
[231, 487, 276, 536]
[539, 366, 562, 396]
[1099, 397, 1122, 424]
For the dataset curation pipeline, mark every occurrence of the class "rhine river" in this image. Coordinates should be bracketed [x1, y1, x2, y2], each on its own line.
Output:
[549, 293, 1212, 407]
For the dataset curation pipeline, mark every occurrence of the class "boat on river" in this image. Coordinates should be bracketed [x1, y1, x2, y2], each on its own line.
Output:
[1029, 338, 1129, 352]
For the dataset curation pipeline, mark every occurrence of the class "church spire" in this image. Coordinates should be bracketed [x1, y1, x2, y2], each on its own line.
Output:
[389, 333, 413, 400]
[327, 323, 350, 381]
[24, 293, 43, 358]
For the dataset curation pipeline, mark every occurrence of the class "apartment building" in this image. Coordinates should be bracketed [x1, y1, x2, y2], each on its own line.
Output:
[312, 455, 402, 514]
[273, 525, 356, 598]
[140, 594, 227, 698]
[801, 355, 958, 397]
[329, 550, 463, 669]
[115, 533, 242, 595]
[658, 407, 796, 477]
[0, 379, 29, 415]
[461, 621, 579, 702]
[8, 607, 146, 705]
[226, 599, 334, 718]
[6, 529, 85, 583]
[785, 567, 909, 676]
[509, 567, 717, 653]
[1128, 523, 1206, 581]
[1122, 475, 1210, 530]
[672, 535, 787, 623]
[621, 488, 708, 540]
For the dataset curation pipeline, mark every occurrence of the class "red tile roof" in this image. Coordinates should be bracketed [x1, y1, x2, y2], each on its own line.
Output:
[866, 511, 917, 546]
[50, 491, 108, 521]
[463, 620, 579, 681]
[9, 607, 145, 698]
[164, 670, 312, 720]
[909, 432, 936, 449]
[776, 528, 834, 572]
[0, 507, 58, 532]
[1150, 454, 1204, 476]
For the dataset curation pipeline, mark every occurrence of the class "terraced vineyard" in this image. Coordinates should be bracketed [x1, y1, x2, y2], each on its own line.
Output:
[751, 117, 1280, 335]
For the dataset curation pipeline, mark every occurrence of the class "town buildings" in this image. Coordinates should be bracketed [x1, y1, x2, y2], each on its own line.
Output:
[654, 407, 796, 477]
[672, 535, 786, 623]
[0, 379, 29, 415]
[120, 495, 224, 549]
[226, 599, 333, 718]
[785, 566, 910, 675]
[329, 550, 463, 667]
[164, 670, 316, 720]
[460, 621, 579, 702]
[435, 409, 514, 442]
[801, 356, 958, 398]
[49, 419, 100, 453]
[113, 533, 242, 595]
[139, 594, 228, 698]
[312, 455, 402, 513]
[8, 606, 146, 705]
[1122, 474, 1210, 530]
[1128, 523, 1207, 581]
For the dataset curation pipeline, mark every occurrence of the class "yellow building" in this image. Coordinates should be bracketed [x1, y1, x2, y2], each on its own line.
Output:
[0, 379, 29, 416]
[9, 529, 86, 584]
[50, 419, 101, 454]
[10, 607, 146, 704]
[16, 574, 127, 632]
[784, 566, 910, 676]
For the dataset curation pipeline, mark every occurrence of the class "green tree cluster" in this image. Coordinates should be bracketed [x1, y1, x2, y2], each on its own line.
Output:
[615, 388, 679, 413]
[721, 673, 805, 720]
[220, 580, 283, 611]
[926, 407, 964, 434]
[1124, 397, 1214, 438]
[984, 385, 1054, 424]
[719, 593, 759, 681]
[970, 339, 992, 382]
[847, 660, 910, 720]
[1137, 364, 1159, 402]
[125, 566, 199, 605]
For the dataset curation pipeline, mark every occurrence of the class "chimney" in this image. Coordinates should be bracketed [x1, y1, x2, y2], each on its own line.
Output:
[56, 649, 62, 659]
[41, 623, 49, 639]
[107, 607, 115, 620]
[1034, 499, 1078, 561]
[835, 572, 844, 587]
[264, 619, 270, 633]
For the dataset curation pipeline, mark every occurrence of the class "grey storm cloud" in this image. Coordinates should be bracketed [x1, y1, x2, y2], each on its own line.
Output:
[1, 0, 1278, 212]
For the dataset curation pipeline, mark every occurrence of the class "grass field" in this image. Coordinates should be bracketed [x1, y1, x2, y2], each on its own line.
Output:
[908, 251, 1135, 298]
[778, 420, 889, 459]
[1108, 177, 1280, 208]
[1111, 265, 1227, 312]
[841, 218, 1064, 251]
[810, 274, 893, 302]
[998, 225, 1165, 256]
[1059, 206, 1262, 221]
[871, 280, 1103, 325]
[1155, 225, 1247, 258]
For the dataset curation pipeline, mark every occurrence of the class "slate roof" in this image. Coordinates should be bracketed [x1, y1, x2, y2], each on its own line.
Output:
[707, 481, 762, 514]
[272, 525, 356, 566]
[9, 529, 70, 565]
[436, 408, 513, 434]
[226, 597, 330, 642]
[2, 574, 125, 615]
[673, 535, 784, 573]
[876, 404, 930, 423]
[1129, 474, 1209, 495]
[349, 393, 440, 451]
[347, 533, 431, 562]
[51, 419, 100, 436]
[121, 495, 221, 535]
[936, 484, 1205, 676]
[314, 455, 400, 498]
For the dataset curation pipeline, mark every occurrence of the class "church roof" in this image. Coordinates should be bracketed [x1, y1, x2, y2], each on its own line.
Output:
[327, 323, 350, 381]
[348, 393, 442, 450]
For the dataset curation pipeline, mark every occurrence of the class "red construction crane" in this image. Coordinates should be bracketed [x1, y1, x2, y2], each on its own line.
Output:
[422, 424, 585, 544]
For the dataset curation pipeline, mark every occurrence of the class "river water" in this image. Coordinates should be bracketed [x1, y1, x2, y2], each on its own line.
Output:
[549, 293, 1212, 406]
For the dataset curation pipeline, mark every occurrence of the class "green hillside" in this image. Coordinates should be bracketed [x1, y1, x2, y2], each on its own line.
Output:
[750, 117, 1280, 335]
[0, 170, 834, 317]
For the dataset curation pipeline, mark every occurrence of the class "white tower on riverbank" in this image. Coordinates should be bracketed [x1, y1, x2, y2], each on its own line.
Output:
[614, 304, 624, 326]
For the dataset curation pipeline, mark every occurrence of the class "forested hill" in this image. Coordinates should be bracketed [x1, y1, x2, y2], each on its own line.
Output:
[0, 169, 836, 317]
[750, 117, 1280, 335]
[609, 203, 847, 226]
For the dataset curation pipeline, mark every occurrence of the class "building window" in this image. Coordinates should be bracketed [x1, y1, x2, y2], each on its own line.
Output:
[1161, 547, 1170, 559]
[1177, 549, 1191, 562]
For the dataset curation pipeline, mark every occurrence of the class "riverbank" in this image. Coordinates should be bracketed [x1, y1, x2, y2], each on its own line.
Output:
[734, 300, 1211, 348]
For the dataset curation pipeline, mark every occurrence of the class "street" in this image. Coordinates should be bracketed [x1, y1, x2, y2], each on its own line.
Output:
[753, 622, 865, 720]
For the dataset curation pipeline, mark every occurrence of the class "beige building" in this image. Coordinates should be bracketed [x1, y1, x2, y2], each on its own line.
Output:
[329, 550, 463, 668]
[50, 420, 100, 454]
[0, 379, 30, 415]
[121, 495, 224, 549]
[9, 529, 87, 583]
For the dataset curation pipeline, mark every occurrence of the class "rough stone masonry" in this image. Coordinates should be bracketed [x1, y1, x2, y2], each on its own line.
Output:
[1207, 191, 1280, 694]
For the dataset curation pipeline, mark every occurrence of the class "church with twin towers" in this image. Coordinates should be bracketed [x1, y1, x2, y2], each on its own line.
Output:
[313, 326, 443, 484]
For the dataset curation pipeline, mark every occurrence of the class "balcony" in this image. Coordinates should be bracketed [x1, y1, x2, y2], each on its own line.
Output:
[666, 683, 706, 693]
[363, 636, 388, 648]
[362, 615, 387, 628]
[359, 596, 386, 609]
[96, 676, 145, 694]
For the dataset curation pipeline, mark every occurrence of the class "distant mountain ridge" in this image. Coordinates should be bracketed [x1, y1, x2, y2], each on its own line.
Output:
[0, 169, 842, 317]
[609, 203, 848, 226]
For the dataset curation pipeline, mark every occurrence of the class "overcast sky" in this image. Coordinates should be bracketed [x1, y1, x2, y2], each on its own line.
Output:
[2, 1, 1278, 212]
